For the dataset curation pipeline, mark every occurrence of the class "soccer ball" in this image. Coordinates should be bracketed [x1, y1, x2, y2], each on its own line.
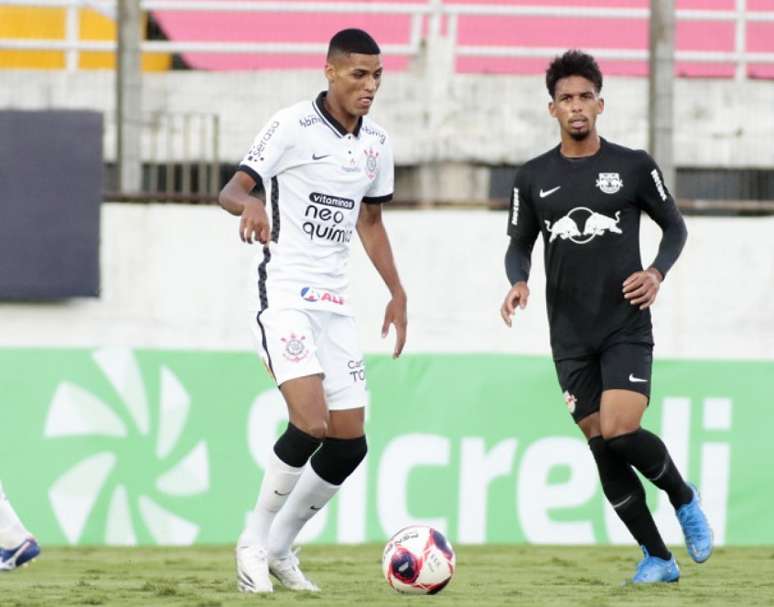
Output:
[382, 525, 455, 594]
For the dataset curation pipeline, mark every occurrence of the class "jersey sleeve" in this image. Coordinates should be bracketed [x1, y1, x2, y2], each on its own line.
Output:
[238, 109, 294, 184]
[633, 151, 688, 278]
[363, 133, 394, 204]
[505, 167, 540, 283]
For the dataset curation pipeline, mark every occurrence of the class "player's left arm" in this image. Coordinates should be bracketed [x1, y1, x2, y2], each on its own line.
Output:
[357, 133, 406, 358]
[357, 203, 407, 359]
[623, 152, 688, 309]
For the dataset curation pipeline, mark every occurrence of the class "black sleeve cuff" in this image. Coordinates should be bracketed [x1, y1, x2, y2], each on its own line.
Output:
[238, 164, 262, 184]
[362, 193, 393, 205]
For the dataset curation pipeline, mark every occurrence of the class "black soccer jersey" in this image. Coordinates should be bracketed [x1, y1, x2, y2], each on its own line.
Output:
[506, 138, 687, 360]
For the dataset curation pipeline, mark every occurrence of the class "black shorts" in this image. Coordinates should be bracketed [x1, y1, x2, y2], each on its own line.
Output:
[554, 342, 653, 423]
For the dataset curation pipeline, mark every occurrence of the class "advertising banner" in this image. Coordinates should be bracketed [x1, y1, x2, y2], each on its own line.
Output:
[0, 348, 769, 546]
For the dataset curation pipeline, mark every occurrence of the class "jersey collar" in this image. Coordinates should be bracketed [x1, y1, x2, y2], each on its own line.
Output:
[314, 91, 363, 138]
[556, 136, 607, 162]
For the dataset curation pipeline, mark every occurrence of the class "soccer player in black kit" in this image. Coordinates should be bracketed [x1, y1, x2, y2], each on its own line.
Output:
[500, 50, 712, 584]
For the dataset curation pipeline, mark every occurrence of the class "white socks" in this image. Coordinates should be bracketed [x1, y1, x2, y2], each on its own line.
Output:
[0, 481, 29, 549]
[238, 452, 304, 548]
[267, 465, 339, 559]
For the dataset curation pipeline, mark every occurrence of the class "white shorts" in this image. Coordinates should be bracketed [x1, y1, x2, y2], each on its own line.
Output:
[252, 308, 369, 411]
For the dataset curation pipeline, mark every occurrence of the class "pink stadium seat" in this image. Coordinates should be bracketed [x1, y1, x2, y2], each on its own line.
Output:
[152, 8, 414, 71]
[151, 0, 774, 77]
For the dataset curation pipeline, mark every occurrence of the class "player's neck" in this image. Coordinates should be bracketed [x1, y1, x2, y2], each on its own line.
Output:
[559, 132, 601, 158]
[323, 93, 359, 134]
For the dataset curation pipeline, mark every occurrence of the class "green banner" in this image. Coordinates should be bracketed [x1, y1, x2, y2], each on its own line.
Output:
[0, 348, 770, 546]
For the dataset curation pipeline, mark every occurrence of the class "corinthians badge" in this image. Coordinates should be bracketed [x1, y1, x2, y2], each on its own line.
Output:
[364, 147, 379, 180]
[281, 333, 309, 363]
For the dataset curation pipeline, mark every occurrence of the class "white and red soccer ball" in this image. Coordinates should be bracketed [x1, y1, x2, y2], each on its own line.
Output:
[382, 525, 455, 594]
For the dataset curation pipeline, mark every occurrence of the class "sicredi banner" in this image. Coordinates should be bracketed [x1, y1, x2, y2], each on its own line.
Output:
[0, 349, 768, 546]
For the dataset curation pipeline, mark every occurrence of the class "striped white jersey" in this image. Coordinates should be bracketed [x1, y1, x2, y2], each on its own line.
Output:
[239, 92, 394, 316]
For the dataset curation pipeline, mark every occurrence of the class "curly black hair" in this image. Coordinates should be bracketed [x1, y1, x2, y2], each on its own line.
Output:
[545, 50, 603, 98]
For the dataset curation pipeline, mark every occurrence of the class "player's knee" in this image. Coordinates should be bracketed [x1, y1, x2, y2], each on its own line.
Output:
[310, 435, 368, 486]
[600, 418, 640, 440]
[577, 413, 601, 439]
[305, 419, 329, 440]
[288, 414, 329, 440]
[273, 422, 323, 467]
[587, 435, 606, 459]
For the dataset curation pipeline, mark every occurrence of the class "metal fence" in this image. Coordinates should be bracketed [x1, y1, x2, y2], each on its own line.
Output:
[98, 111, 219, 201]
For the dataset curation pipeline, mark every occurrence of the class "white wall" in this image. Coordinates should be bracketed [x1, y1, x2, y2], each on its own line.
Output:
[1, 204, 772, 360]
[1, 70, 773, 168]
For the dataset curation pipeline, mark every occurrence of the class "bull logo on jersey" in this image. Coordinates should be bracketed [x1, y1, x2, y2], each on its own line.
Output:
[281, 334, 309, 363]
[364, 147, 379, 180]
[596, 172, 623, 194]
[544, 207, 622, 244]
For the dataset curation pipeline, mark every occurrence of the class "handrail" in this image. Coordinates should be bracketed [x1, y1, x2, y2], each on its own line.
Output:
[5, 0, 433, 11]
[0, 39, 419, 55]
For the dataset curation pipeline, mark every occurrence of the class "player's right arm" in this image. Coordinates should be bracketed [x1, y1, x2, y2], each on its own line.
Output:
[219, 110, 293, 244]
[500, 169, 540, 327]
[218, 171, 270, 244]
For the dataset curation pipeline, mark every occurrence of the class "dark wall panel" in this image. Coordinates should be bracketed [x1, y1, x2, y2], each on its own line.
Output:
[0, 110, 101, 299]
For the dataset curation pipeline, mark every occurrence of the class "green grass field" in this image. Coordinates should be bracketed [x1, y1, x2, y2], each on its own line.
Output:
[3, 545, 772, 606]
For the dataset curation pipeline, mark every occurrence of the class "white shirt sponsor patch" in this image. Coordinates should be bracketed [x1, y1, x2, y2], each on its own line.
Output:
[511, 188, 519, 226]
[650, 169, 668, 201]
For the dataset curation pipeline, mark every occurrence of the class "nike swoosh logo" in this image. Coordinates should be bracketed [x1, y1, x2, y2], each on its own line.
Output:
[310, 505, 322, 511]
[611, 495, 633, 510]
[273, 490, 290, 496]
[629, 374, 648, 383]
[539, 186, 561, 198]
[312, 154, 331, 161]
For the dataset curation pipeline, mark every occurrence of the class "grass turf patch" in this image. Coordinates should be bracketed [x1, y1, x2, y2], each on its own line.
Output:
[2, 545, 771, 606]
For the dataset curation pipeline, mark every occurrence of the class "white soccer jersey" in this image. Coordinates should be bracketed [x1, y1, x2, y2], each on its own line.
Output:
[239, 92, 394, 316]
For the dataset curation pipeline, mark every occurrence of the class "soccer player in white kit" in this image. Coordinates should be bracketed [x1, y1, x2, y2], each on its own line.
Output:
[0, 481, 40, 571]
[218, 29, 407, 593]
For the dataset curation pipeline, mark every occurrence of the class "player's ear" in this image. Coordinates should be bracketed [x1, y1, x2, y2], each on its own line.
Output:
[548, 100, 557, 117]
[324, 61, 336, 85]
[597, 96, 604, 114]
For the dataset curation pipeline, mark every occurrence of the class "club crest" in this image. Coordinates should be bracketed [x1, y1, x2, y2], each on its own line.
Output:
[281, 333, 309, 363]
[563, 391, 577, 414]
[364, 148, 379, 180]
[596, 172, 623, 194]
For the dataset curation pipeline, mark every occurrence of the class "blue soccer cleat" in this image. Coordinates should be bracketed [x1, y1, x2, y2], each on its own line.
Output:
[631, 546, 680, 584]
[676, 483, 713, 563]
[0, 538, 41, 571]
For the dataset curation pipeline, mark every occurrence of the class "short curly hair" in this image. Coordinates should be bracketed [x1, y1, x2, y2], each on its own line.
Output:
[545, 50, 603, 99]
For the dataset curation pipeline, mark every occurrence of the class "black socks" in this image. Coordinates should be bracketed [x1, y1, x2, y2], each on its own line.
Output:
[606, 428, 694, 509]
[589, 437, 671, 560]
